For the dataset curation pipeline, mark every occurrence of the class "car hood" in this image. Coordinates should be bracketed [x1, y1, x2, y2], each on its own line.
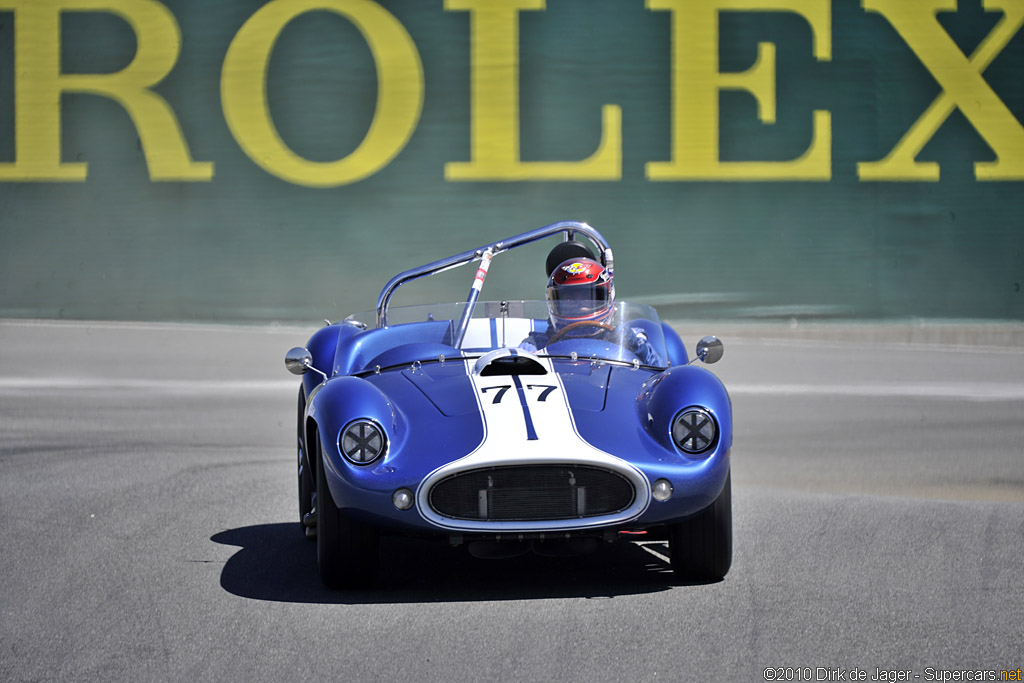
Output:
[394, 360, 616, 417]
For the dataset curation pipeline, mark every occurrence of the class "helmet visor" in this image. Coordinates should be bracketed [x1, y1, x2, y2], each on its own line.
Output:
[548, 282, 611, 320]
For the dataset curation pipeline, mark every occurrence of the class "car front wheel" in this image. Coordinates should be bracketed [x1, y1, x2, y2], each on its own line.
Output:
[297, 387, 313, 530]
[669, 470, 732, 582]
[314, 427, 379, 589]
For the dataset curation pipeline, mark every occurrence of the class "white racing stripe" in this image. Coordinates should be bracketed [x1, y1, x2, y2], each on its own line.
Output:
[415, 355, 651, 532]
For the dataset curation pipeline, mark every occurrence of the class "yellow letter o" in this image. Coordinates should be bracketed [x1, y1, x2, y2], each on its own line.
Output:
[222, 0, 424, 186]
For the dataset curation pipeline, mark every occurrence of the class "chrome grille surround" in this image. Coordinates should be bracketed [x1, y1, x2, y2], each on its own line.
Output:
[429, 465, 635, 522]
[418, 458, 651, 532]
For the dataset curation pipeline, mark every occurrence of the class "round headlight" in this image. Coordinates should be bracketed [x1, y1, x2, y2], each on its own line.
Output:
[339, 420, 386, 464]
[671, 408, 716, 455]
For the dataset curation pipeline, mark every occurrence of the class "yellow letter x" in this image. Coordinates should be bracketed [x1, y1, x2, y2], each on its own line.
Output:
[859, 0, 1024, 181]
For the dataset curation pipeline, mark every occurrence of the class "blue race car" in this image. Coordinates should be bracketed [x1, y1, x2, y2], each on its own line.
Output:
[285, 221, 732, 588]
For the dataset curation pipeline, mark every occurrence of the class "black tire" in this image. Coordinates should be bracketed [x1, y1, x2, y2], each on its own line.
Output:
[669, 470, 732, 582]
[297, 387, 313, 529]
[314, 427, 379, 589]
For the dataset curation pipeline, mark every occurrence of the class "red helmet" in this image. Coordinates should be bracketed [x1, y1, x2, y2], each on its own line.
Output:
[546, 258, 614, 329]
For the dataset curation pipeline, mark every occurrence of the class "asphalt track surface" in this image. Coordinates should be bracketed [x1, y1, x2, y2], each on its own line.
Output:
[2, 320, 1022, 682]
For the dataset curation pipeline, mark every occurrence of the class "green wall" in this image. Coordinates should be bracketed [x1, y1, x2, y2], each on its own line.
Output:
[1, 0, 1022, 322]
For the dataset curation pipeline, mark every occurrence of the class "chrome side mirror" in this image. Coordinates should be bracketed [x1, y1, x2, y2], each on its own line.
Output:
[285, 347, 314, 375]
[286, 347, 329, 381]
[695, 336, 724, 364]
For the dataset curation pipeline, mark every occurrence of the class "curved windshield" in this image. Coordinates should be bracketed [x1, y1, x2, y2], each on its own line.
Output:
[345, 300, 669, 369]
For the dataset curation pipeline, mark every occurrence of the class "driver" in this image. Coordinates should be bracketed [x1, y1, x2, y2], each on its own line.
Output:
[520, 257, 664, 367]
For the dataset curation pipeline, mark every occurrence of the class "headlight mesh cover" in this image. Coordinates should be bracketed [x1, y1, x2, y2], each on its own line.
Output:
[340, 420, 386, 464]
[672, 408, 716, 454]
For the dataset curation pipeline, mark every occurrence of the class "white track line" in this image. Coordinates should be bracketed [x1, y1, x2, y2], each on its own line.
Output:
[0, 378, 297, 393]
[728, 382, 1024, 402]
[2, 378, 1024, 401]
[635, 542, 672, 564]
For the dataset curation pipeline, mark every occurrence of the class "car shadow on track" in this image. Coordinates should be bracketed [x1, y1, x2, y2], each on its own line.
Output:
[211, 523, 705, 604]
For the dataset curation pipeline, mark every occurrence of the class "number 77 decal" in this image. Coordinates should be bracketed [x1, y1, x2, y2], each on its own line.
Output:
[480, 384, 557, 403]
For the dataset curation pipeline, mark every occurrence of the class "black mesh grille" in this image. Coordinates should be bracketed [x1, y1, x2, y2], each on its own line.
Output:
[428, 465, 635, 522]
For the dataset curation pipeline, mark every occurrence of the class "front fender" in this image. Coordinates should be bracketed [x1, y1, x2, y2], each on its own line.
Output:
[636, 365, 732, 456]
[307, 376, 409, 485]
[301, 323, 364, 397]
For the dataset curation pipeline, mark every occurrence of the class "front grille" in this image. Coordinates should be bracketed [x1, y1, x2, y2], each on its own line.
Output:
[428, 465, 635, 522]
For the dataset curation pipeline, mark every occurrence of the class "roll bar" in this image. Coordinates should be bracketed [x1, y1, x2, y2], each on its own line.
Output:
[375, 220, 613, 328]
